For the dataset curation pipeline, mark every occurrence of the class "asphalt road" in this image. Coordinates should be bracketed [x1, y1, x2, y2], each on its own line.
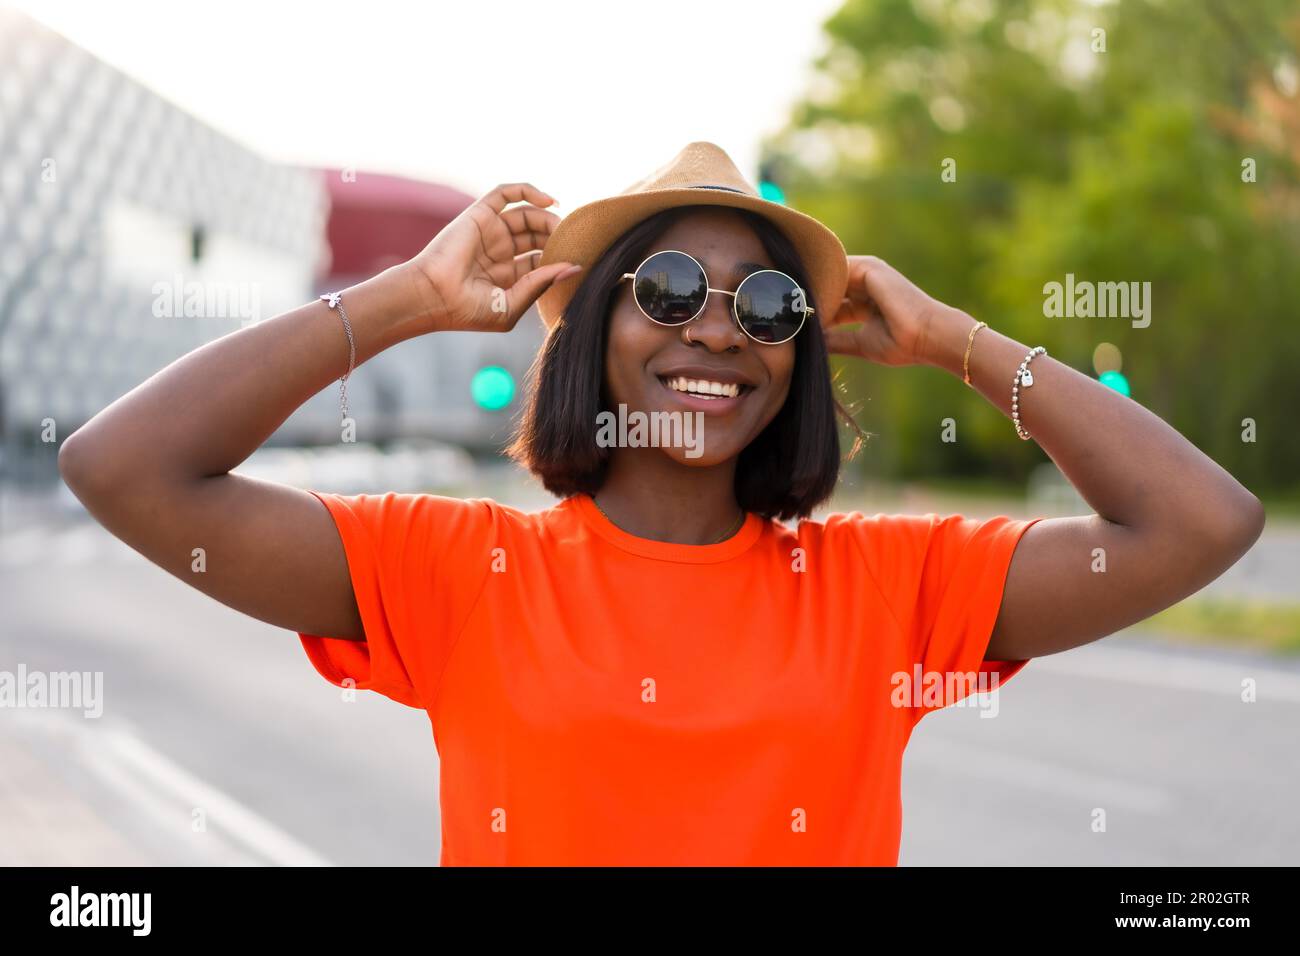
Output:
[2, 492, 1298, 866]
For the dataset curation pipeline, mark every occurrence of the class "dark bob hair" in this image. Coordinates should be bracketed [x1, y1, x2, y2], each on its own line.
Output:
[505, 204, 865, 522]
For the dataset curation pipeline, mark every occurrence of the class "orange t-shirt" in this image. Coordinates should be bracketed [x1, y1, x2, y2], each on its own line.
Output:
[298, 490, 1042, 866]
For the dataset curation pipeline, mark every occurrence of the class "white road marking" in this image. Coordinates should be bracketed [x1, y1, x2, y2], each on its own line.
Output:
[95, 726, 333, 867]
[78, 744, 264, 867]
[8, 709, 333, 866]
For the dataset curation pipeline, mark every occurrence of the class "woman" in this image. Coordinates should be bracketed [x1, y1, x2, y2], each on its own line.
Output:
[60, 142, 1263, 866]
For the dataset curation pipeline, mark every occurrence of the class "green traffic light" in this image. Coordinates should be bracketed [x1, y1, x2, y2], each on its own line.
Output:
[1099, 369, 1130, 397]
[759, 181, 786, 205]
[471, 366, 515, 410]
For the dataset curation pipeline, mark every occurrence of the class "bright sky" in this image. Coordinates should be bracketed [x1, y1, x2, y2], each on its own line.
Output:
[14, 0, 844, 210]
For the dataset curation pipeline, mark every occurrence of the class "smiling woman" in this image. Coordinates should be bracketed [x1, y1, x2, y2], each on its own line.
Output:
[57, 141, 1263, 867]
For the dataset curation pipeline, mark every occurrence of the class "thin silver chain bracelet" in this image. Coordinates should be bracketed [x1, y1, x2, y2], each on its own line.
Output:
[319, 291, 355, 423]
[1011, 345, 1046, 441]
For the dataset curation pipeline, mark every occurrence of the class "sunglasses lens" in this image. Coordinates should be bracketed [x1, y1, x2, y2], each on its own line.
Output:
[736, 271, 808, 343]
[632, 251, 706, 324]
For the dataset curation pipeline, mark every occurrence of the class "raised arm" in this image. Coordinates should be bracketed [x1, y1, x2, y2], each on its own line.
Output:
[58, 183, 579, 641]
[824, 255, 1265, 661]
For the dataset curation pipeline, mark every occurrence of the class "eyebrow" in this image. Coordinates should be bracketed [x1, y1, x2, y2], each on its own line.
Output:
[732, 261, 767, 279]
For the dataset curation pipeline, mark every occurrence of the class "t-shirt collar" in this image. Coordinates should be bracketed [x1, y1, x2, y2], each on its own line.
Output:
[569, 493, 765, 564]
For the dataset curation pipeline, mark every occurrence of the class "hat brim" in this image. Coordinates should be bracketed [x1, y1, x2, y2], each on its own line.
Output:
[536, 186, 848, 331]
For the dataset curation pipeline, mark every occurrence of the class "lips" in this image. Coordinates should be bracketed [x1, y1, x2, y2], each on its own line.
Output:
[650, 363, 759, 414]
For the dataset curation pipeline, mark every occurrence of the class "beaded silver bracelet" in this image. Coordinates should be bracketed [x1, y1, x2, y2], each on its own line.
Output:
[1011, 345, 1046, 440]
[320, 291, 355, 423]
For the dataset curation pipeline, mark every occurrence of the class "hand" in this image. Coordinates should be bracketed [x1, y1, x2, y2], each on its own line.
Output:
[821, 255, 968, 367]
[405, 182, 582, 333]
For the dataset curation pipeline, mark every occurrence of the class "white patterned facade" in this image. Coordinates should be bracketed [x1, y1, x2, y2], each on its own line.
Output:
[0, 9, 327, 479]
[0, 9, 549, 486]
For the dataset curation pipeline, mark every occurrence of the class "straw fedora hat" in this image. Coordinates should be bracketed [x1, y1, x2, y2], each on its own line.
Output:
[535, 141, 848, 331]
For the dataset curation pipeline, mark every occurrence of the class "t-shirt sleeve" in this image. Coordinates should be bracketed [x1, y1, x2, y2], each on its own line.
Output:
[843, 511, 1044, 721]
[297, 491, 496, 710]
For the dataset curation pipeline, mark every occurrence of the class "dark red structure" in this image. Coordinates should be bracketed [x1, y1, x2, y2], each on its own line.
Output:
[315, 168, 476, 282]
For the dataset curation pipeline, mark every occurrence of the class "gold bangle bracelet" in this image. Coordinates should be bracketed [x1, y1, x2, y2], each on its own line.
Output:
[963, 320, 987, 387]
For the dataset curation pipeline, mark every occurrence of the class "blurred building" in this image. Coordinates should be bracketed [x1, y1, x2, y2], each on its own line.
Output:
[0, 9, 546, 486]
[0, 9, 324, 481]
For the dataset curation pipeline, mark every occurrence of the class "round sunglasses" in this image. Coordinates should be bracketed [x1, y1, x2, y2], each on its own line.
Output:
[618, 249, 813, 345]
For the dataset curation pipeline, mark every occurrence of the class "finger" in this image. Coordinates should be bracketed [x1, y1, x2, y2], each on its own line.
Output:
[852, 254, 926, 319]
[510, 250, 583, 286]
[820, 296, 861, 329]
[501, 204, 562, 255]
[839, 272, 886, 321]
[478, 249, 543, 299]
[843, 314, 898, 362]
[846, 254, 899, 300]
[501, 204, 561, 238]
[511, 249, 544, 285]
[505, 261, 581, 319]
[823, 324, 862, 357]
[479, 182, 557, 215]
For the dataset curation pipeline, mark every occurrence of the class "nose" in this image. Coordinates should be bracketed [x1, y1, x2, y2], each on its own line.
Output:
[683, 287, 746, 351]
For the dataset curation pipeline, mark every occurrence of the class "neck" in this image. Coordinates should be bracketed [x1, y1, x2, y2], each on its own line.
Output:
[593, 449, 743, 545]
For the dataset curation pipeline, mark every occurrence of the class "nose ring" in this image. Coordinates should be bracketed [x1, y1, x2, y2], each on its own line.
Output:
[685, 326, 693, 344]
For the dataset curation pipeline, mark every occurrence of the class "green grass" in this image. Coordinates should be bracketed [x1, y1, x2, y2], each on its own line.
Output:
[1128, 599, 1300, 655]
[1258, 494, 1300, 521]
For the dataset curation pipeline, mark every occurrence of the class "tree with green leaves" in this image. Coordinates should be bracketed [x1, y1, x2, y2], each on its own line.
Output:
[770, 0, 1300, 496]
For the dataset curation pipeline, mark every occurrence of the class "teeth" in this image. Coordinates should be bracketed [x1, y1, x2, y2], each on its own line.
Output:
[666, 377, 741, 398]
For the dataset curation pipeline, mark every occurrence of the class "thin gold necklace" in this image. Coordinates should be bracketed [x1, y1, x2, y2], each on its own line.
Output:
[591, 496, 746, 544]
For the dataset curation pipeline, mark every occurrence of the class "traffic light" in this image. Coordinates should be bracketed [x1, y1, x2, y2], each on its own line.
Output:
[1099, 370, 1131, 397]
[1092, 342, 1131, 397]
[758, 162, 786, 205]
[471, 365, 515, 410]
